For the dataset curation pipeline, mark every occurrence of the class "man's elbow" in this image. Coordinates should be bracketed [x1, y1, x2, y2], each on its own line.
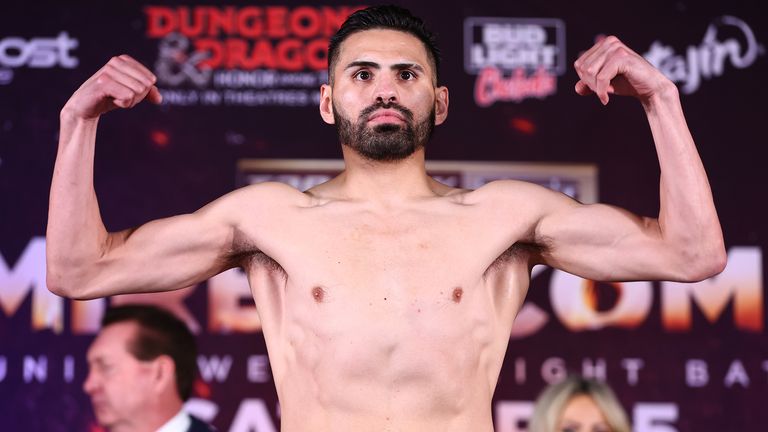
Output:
[47, 270, 72, 298]
[705, 245, 728, 278]
[679, 242, 727, 282]
[46, 265, 96, 300]
[47, 270, 77, 298]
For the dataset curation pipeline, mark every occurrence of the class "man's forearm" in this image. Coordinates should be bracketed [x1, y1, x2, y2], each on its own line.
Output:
[644, 83, 726, 279]
[46, 111, 110, 295]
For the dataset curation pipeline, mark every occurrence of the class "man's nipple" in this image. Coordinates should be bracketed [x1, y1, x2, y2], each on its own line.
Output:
[452, 287, 463, 303]
[312, 286, 326, 303]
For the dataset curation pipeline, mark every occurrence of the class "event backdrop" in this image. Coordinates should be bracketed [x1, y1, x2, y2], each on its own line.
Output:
[1, 1, 766, 431]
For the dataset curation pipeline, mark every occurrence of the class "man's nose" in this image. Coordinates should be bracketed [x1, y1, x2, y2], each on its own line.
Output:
[374, 75, 398, 104]
[83, 371, 97, 394]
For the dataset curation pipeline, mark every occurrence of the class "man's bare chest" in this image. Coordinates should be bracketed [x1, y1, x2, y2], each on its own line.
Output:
[274, 208, 497, 287]
[242, 203, 533, 318]
[241, 203, 532, 377]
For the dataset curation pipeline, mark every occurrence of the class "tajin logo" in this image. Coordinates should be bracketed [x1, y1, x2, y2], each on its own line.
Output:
[464, 18, 565, 106]
[644, 16, 763, 94]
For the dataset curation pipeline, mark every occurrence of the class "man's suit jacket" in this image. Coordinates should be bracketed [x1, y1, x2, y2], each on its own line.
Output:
[187, 415, 217, 432]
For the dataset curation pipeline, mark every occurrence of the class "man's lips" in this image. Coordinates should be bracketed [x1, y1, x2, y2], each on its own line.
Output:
[90, 399, 108, 414]
[368, 109, 406, 123]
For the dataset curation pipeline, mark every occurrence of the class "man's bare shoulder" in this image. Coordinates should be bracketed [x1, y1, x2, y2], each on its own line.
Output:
[200, 181, 312, 220]
[463, 179, 561, 208]
[235, 181, 311, 204]
[460, 179, 579, 248]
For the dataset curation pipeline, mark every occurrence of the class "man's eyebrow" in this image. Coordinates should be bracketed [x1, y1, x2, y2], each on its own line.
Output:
[344, 61, 426, 73]
[345, 60, 380, 70]
[391, 63, 425, 73]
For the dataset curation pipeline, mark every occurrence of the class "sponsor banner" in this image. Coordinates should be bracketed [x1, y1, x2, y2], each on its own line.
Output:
[0, 32, 78, 85]
[144, 5, 365, 107]
[643, 16, 762, 95]
[464, 17, 566, 106]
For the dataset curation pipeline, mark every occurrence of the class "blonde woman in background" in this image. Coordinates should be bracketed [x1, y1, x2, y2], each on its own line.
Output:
[529, 375, 631, 432]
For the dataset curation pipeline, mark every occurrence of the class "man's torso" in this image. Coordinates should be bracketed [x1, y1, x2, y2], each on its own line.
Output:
[231, 180, 539, 431]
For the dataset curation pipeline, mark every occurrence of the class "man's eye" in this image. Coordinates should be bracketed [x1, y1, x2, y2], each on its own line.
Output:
[355, 70, 371, 80]
[400, 70, 415, 80]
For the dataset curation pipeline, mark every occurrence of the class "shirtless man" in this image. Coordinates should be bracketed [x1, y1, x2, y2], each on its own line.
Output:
[47, 6, 726, 432]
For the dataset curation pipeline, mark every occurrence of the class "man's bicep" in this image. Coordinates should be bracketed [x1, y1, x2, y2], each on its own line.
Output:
[84, 209, 238, 298]
[82, 183, 296, 299]
[534, 200, 683, 281]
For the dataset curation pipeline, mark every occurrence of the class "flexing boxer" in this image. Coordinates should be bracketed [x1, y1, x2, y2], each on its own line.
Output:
[47, 6, 725, 431]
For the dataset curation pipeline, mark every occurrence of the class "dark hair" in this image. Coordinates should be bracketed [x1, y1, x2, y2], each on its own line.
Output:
[102, 305, 197, 400]
[328, 5, 441, 85]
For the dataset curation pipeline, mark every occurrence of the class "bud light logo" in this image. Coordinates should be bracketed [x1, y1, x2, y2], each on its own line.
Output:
[464, 18, 565, 106]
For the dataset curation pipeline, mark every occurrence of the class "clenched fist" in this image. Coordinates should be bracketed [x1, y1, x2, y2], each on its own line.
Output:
[574, 36, 676, 105]
[61, 54, 162, 120]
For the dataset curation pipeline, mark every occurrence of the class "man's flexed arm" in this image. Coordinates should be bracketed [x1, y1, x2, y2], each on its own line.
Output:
[534, 36, 726, 282]
[47, 55, 234, 299]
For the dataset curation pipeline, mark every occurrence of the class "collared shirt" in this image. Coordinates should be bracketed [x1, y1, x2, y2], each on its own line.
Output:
[156, 409, 192, 432]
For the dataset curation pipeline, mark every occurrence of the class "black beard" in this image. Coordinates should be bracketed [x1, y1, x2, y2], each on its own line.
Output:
[333, 101, 435, 162]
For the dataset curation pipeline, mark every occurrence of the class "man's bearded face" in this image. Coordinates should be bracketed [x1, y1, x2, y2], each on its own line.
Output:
[333, 100, 435, 162]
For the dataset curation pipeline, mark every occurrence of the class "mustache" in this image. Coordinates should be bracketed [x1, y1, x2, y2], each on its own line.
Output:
[359, 101, 414, 122]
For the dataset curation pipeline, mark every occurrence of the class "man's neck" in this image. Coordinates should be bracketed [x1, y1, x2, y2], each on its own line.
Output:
[337, 147, 437, 204]
[108, 401, 183, 432]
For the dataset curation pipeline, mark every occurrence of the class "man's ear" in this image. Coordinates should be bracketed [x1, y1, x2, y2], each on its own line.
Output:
[434, 86, 449, 126]
[319, 84, 335, 124]
[152, 355, 176, 395]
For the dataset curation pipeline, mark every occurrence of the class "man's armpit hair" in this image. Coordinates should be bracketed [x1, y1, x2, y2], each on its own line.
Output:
[246, 251, 287, 275]
[484, 240, 548, 276]
[224, 228, 260, 267]
[526, 235, 554, 266]
[526, 216, 556, 266]
[226, 227, 286, 275]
